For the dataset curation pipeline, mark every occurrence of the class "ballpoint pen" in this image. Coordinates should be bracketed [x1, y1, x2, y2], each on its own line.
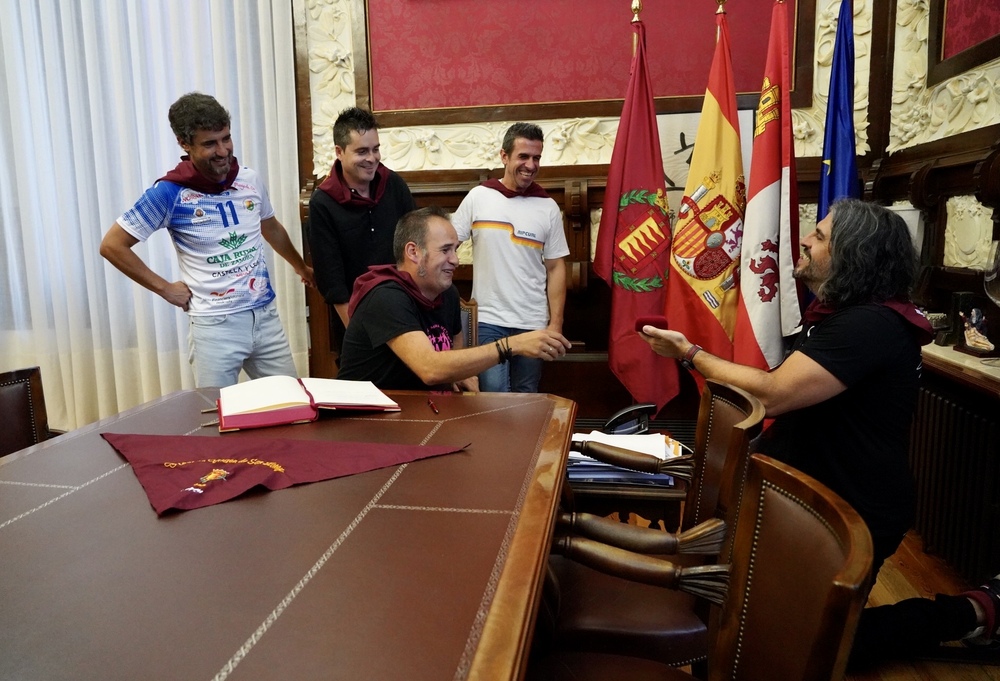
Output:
[427, 398, 439, 414]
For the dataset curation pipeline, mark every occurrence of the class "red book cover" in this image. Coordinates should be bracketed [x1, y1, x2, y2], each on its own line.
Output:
[217, 401, 318, 432]
[217, 375, 319, 432]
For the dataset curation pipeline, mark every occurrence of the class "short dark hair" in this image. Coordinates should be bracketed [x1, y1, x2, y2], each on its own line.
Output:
[334, 107, 379, 149]
[821, 199, 918, 307]
[502, 122, 544, 155]
[168, 93, 231, 145]
[393, 206, 451, 264]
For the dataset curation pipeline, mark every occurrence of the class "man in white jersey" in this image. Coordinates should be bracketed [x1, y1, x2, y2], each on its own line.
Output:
[451, 122, 569, 393]
[100, 92, 315, 388]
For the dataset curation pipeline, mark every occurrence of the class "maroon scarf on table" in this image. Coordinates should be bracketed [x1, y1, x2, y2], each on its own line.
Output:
[481, 177, 549, 199]
[348, 264, 441, 318]
[802, 298, 934, 346]
[159, 156, 240, 194]
[102, 432, 466, 515]
[317, 160, 389, 207]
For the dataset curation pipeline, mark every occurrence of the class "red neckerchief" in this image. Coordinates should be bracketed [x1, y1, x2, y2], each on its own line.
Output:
[348, 264, 441, 318]
[159, 156, 240, 194]
[482, 177, 549, 199]
[317, 160, 389, 207]
[803, 298, 934, 346]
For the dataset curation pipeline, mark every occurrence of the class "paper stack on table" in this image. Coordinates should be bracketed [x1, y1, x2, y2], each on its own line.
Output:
[567, 431, 685, 486]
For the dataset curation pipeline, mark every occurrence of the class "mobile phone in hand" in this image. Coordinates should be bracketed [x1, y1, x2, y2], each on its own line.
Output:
[634, 315, 669, 332]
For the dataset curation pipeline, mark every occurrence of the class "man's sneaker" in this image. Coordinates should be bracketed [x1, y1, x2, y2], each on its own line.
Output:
[963, 575, 1000, 647]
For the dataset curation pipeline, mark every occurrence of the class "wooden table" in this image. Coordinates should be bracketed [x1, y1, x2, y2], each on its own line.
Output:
[0, 389, 575, 681]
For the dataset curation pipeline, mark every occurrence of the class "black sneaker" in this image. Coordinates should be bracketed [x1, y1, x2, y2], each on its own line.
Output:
[964, 575, 1000, 647]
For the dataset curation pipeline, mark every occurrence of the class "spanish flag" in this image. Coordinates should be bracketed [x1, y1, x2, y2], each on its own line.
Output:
[665, 7, 745, 364]
[734, 0, 801, 370]
[595, 20, 678, 412]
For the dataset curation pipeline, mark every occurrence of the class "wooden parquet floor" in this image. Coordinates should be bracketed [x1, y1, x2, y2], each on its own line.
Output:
[846, 531, 1000, 681]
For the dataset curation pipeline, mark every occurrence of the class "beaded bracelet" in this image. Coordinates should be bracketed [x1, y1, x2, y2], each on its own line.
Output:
[493, 338, 507, 364]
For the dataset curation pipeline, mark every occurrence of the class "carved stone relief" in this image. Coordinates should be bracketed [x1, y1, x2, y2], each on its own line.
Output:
[889, 0, 1000, 151]
[943, 195, 993, 269]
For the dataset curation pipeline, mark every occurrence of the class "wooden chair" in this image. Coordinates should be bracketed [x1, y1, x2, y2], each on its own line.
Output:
[459, 297, 478, 347]
[529, 454, 874, 681]
[541, 380, 765, 667]
[0, 367, 54, 457]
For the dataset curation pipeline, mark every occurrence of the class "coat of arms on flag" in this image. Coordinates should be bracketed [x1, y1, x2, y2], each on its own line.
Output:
[609, 188, 671, 292]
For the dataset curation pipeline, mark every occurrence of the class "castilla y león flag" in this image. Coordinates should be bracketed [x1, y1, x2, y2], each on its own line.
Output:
[594, 20, 678, 412]
[733, 0, 801, 370]
[665, 8, 745, 365]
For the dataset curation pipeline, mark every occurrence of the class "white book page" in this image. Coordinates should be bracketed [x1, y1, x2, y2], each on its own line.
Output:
[300, 377, 398, 408]
[219, 375, 309, 415]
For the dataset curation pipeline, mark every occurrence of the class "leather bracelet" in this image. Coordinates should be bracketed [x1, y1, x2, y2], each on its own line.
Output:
[495, 340, 508, 364]
[680, 344, 703, 371]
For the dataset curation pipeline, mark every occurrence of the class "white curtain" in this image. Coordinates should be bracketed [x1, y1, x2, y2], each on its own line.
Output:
[0, 0, 308, 431]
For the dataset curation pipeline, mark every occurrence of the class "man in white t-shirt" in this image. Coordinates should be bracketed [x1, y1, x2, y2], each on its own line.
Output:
[100, 92, 315, 388]
[451, 123, 569, 392]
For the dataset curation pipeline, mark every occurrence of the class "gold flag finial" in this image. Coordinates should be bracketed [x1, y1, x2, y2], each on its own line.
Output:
[632, 0, 642, 23]
[716, 0, 727, 14]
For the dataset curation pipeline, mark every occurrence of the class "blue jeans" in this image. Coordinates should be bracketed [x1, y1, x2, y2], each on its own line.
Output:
[188, 301, 297, 388]
[477, 322, 544, 393]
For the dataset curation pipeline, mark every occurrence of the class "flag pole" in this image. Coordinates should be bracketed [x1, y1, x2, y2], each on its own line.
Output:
[632, 0, 642, 55]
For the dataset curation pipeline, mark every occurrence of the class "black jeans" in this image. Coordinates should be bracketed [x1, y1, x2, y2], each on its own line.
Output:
[848, 533, 978, 669]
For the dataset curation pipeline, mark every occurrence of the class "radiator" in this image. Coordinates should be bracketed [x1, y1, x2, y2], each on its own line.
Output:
[909, 380, 1000, 584]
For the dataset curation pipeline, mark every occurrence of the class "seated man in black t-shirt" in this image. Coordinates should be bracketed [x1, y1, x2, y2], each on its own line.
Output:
[639, 199, 1000, 667]
[338, 206, 570, 391]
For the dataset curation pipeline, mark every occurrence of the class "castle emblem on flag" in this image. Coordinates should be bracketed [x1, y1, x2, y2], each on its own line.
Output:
[610, 188, 671, 293]
[754, 77, 780, 138]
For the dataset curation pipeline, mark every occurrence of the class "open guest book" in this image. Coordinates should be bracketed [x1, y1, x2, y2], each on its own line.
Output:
[217, 375, 400, 432]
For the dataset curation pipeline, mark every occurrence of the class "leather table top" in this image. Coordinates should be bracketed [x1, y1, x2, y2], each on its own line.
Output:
[0, 389, 575, 681]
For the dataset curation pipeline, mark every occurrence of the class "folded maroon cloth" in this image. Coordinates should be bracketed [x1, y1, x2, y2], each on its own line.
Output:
[348, 263, 441, 317]
[317, 159, 390, 206]
[481, 177, 549, 199]
[158, 156, 241, 194]
[102, 433, 466, 515]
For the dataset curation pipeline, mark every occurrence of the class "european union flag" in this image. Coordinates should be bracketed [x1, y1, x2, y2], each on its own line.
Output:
[818, 0, 859, 220]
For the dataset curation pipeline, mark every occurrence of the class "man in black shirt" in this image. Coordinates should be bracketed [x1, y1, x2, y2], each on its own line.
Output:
[338, 206, 570, 391]
[307, 107, 416, 328]
[640, 199, 999, 665]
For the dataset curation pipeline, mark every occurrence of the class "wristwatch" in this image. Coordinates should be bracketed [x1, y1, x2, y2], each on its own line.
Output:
[680, 344, 703, 371]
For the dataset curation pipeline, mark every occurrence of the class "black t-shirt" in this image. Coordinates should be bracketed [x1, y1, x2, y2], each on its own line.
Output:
[754, 304, 921, 540]
[306, 173, 417, 305]
[338, 282, 462, 390]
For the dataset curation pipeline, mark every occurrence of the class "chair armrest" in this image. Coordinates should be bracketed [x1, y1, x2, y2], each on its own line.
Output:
[551, 535, 729, 606]
[558, 512, 726, 555]
[571, 441, 695, 482]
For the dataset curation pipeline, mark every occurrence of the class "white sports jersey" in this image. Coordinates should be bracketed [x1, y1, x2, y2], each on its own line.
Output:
[117, 167, 277, 316]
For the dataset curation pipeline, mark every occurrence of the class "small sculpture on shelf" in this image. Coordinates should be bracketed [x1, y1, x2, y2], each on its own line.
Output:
[959, 307, 995, 353]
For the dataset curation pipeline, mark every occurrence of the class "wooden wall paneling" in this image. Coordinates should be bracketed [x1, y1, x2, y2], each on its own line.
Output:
[299, 181, 343, 379]
[291, 0, 314, 188]
[866, 124, 1000, 321]
[862, 0, 899, 176]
